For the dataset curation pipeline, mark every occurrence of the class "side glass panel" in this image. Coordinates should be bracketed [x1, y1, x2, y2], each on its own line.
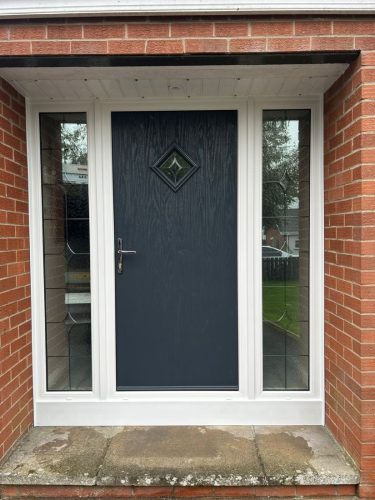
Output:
[40, 113, 92, 391]
[262, 109, 310, 391]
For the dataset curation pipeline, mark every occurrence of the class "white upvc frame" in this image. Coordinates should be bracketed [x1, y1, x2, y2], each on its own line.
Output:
[253, 98, 324, 405]
[27, 95, 324, 426]
[27, 101, 100, 408]
[100, 100, 250, 402]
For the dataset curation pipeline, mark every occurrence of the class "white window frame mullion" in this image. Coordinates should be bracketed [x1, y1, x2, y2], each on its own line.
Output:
[94, 100, 109, 401]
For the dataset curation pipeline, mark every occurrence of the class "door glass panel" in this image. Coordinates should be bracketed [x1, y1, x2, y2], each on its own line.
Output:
[40, 113, 92, 391]
[262, 109, 310, 391]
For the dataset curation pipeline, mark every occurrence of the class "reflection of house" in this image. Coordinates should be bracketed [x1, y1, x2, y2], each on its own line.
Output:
[284, 208, 299, 255]
[263, 208, 299, 255]
[62, 163, 88, 184]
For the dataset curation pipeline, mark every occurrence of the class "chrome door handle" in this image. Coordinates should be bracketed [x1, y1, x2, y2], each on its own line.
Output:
[117, 238, 136, 274]
[118, 250, 137, 255]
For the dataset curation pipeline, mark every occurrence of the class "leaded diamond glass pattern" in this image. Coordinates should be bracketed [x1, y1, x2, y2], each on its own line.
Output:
[151, 145, 199, 192]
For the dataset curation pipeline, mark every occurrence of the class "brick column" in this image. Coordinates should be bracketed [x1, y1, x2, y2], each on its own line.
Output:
[0, 78, 32, 460]
[324, 53, 375, 498]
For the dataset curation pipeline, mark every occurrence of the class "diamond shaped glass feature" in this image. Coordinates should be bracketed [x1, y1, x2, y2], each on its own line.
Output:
[151, 145, 200, 192]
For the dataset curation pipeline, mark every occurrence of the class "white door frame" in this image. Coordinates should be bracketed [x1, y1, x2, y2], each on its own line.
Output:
[27, 95, 324, 426]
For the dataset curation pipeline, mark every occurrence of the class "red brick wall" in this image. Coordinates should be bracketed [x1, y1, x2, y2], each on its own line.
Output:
[0, 15, 374, 496]
[0, 77, 32, 461]
[324, 52, 375, 498]
[0, 18, 373, 56]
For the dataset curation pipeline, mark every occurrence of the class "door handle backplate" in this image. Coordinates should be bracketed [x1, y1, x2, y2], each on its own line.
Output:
[117, 238, 136, 274]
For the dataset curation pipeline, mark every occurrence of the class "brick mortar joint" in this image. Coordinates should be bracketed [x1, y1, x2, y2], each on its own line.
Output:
[3, 33, 370, 41]
[2, 18, 375, 25]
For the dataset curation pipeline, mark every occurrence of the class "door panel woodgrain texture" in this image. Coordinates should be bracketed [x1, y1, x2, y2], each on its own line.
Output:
[112, 110, 238, 390]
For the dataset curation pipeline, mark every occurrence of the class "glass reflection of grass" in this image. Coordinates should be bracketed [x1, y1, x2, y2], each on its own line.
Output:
[263, 280, 299, 335]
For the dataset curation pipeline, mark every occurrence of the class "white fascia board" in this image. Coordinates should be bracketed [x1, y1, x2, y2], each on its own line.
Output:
[0, 0, 375, 18]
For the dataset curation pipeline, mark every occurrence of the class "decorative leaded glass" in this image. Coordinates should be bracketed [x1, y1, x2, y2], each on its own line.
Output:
[151, 145, 199, 192]
[40, 113, 92, 392]
[262, 109, 311, 392]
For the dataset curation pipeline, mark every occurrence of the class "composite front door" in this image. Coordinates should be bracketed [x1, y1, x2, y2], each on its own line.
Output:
[112, 110, 238, 391]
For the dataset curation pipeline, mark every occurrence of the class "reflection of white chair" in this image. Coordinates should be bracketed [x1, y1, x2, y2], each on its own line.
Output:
[65, 292, 91, 325]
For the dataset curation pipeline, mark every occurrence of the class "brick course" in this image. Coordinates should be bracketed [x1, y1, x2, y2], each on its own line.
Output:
[0, 14, 374, 497]
[0, 18, 369, 55]
[0, 484, 358, 498]
[0, 77, 32, 462]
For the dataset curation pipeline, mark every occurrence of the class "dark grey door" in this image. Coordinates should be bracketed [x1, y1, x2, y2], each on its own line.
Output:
[112, 110, 238, 390]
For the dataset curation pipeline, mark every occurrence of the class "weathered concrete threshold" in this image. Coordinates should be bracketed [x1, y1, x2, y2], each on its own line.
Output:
[0, 426, 359, 498]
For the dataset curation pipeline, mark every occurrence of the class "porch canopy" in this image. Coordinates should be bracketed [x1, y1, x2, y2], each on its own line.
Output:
[0, 52, 357, 100]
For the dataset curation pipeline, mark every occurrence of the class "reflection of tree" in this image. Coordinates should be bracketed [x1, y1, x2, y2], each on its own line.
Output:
[263, 120, 298, 230]
[61, 124, 88, 165]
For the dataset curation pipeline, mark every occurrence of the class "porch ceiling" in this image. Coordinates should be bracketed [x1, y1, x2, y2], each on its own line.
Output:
[0, 63, 347, 100]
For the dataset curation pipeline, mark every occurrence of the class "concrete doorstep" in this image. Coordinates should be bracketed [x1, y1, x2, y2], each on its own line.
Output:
[0, 426, 359, 498]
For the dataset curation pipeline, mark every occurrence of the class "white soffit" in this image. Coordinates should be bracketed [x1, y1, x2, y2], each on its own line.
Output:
[0, 64, 347, 100]
[0, 0, 374, 16]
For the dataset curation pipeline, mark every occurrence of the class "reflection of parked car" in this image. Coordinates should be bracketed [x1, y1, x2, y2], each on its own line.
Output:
[262, 245, 294, 258]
